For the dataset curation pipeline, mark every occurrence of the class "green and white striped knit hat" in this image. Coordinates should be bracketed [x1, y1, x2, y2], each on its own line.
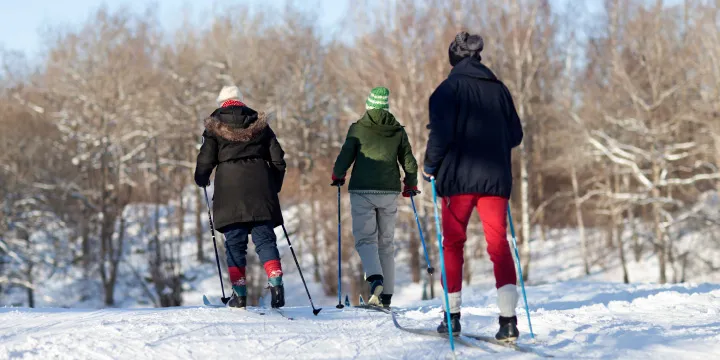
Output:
[365, 87, 390, 111]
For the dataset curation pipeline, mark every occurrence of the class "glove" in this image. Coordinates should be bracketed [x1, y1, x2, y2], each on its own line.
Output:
[331, 174, 346, 187]
[402, 185, 420, 197]
[194, 173, 210, 187]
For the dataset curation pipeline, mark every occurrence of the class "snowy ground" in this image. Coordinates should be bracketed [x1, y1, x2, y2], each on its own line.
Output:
[2, 189, 719, 359]
[1, 281, 719, 359]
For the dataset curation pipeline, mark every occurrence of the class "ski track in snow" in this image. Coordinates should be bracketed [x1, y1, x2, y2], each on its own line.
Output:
[2, 282, 719, 360]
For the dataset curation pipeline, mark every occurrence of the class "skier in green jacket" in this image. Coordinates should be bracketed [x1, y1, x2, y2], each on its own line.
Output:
[332, 87, 419, 307]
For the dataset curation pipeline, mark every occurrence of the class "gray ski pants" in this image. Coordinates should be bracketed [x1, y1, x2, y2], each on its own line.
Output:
[350, 193, 398, 294]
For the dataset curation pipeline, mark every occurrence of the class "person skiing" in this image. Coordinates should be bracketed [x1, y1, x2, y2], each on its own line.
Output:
[423, 32, 524, 341]
[194, 85, 287, 309]
[332, 87, 419, 308]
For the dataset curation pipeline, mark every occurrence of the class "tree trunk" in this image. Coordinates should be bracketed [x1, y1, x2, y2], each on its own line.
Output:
[571, 165, 590, 275]
[81, 209, 91, 276]
[654, 204, 667, 284]
[614, 214, 629, 284]
[536, 168, 547, 242]
[652, 164, 667, 284]
[613, 172, 629, 283]
[22, 229, 34, 308]
[311, 184, 322, 283]
[409, 225, 421, 283]
[519, 141, 531, 282]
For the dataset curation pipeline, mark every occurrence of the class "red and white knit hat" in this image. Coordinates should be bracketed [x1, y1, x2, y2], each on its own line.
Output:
[216, 85, 244, 106]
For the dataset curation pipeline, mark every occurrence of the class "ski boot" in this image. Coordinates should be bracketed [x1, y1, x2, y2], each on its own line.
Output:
[366, 275, 384, 306]
[227, 285, 247, 308]
[495, 316, 519, 342]
[380, 294, 392, 309]
[269, 276, 285, 308]
[437, 312, 461, 335]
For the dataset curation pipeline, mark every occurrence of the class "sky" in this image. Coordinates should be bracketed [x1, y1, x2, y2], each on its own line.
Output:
[0, 0, 690, 59]
[0, 0, 349, 57]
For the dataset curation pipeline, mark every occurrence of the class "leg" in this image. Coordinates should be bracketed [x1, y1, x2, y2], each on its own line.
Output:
[476, 196, 518, 317]
[350, 193, 384, 280]
[251, 221, 284, 308]
[376, 194, 398, 297]
[223, 223, 250, 296]
[250, 221, 282, 283]
[441, 194, 477, 313]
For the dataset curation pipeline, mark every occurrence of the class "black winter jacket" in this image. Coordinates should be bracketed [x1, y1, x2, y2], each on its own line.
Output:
[194, 105, 286, 231]
[424, 58, 523, 198]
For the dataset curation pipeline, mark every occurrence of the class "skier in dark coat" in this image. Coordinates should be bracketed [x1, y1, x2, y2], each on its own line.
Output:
[195, 85, 287, 309]
[423, 32, 524, 341]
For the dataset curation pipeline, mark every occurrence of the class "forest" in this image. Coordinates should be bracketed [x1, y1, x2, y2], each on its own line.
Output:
[1, 0, 719, 308]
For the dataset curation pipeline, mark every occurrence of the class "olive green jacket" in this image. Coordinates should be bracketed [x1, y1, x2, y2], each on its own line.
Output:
[333, 109, 418, 193]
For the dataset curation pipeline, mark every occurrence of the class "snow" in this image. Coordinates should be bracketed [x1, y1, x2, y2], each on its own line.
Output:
[2, 189, 719, 359]
[1, 281, 719, 359]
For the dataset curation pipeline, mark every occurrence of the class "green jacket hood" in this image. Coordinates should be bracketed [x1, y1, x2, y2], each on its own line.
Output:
[358, 109, 403, 137]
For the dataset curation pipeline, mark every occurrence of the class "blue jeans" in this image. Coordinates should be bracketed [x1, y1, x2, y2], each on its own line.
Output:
[222, 221, 280, 268]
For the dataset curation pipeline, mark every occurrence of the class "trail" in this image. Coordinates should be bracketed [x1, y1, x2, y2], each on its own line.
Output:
[2, 282, 719, 359]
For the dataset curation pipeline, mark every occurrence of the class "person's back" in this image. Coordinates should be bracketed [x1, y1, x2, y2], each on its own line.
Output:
[335, 109, 415, 193]
[425, 57, 523, 198]
[194, 86, 287, 309]
[332, 87, 418, 307]
[423, 32, 524, 342]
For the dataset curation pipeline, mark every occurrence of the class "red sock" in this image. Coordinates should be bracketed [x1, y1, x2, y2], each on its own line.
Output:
[228, 266, 246, 286]
[263, 259, 283, 278]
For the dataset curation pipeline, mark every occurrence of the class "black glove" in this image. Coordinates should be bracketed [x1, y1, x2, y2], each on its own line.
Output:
[195, 173, 210, 187]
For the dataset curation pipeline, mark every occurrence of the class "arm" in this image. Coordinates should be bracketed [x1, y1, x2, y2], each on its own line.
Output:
[398, 129, 418, 187]
[503, 85, 524, 148]
[332, 125, 359, 179]
[424, 81, 456, 175]
[194, 130, 219, 186]
[266, 128, 287, 192]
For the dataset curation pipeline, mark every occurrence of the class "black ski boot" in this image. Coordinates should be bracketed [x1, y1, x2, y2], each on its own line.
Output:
[226, 293, 247, 308]
[495, 316, 520, 342]
[380, 294, 392, 309]
[437, 312, 461, 335]
[270, 284, 285, 308]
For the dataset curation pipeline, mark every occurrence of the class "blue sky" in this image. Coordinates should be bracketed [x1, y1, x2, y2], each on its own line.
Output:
[0, 0, 688, 58]
[0, 0, 349, 57]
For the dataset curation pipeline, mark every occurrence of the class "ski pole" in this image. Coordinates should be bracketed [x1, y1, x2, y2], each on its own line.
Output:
[507, 205, 535, 340]
[281, 224, 322, 315]
[336, 185, 344, 309]
[430, 177, 456, 356]
[203, 187, 230, 304]
[410, 195, 434, 275]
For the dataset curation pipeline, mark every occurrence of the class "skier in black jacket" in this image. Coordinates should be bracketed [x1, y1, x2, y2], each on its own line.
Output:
[423, 32, 524, 341]
[195, 85, 287, 309]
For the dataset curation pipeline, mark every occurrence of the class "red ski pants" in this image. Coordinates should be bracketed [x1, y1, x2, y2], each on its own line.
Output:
[441, 195, 517, 292]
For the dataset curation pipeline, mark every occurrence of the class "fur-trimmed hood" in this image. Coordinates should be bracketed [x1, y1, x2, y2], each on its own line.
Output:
[204, 106, 268, 142]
